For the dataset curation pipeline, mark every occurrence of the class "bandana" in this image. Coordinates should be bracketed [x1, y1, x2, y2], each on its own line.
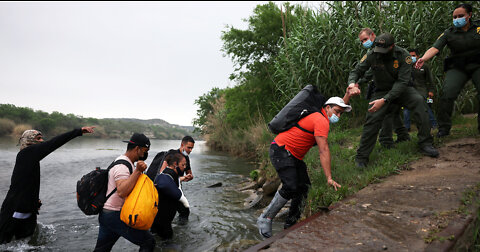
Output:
[19, 130, 43, 150]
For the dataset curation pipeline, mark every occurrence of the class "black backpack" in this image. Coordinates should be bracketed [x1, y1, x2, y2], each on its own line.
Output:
[76, 159, 133, 215]
[145, 151, 168, 181]
[268, 84, 327, 134]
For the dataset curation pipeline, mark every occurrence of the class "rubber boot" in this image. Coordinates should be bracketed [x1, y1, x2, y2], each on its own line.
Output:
[257, 191, 288, 238]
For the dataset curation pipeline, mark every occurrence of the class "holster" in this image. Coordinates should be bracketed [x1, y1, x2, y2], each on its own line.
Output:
[443, 57, 465, 72]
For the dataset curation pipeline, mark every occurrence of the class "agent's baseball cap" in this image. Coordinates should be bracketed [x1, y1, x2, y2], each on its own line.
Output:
[374, 33, 395, 54]
[325, 97, 352, 112]
[122, 133, 150, 148]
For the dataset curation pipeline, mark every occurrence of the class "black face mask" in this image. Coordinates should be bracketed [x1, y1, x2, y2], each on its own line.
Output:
[139, 150, 148, 161]
[175, 166, 184, 176]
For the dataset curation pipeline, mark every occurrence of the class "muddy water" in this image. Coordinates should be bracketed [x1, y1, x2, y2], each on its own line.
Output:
[0, 138, 265, 251]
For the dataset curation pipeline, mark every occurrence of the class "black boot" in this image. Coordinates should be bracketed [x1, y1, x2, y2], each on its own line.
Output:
[420, 145, 439, 157]
[437, 130, 450, 138]
[284, 194, 307, 229]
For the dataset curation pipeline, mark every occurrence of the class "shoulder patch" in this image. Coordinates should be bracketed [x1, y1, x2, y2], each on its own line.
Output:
[360, 54, 367, 63]
[437, 32, 444, 40]
[405, 56, 412, 65]
[393, 60, 399, 69]
[477, 27, 480, 34]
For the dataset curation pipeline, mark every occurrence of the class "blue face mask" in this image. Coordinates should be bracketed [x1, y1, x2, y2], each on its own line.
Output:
[453, 17, 467, 28]
[329, 113, 339, 124]
[362, 39, 373, 49]
[411, 56, 417, 63]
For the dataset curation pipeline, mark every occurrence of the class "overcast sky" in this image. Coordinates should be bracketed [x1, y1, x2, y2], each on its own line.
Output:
[0, 1, 323, 126]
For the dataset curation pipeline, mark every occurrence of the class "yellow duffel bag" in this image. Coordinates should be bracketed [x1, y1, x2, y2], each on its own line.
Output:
[120, 174, 159, 230]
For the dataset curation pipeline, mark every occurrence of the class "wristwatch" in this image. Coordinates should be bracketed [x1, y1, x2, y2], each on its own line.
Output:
[383, 97, 389, 103]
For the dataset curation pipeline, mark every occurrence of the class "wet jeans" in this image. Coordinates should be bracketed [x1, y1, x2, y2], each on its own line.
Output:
[94, 210, 155, 252]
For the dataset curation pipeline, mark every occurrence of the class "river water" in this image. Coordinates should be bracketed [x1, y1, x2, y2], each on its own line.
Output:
[0, 138, 266, 251]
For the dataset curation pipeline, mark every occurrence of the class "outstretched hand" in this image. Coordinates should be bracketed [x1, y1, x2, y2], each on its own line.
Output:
[81, 126, 95, 134]
[415, 58, 425, 69]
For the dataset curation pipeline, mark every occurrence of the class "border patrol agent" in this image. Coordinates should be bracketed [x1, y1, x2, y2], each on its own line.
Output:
[416, 3, 480, 137]
[404, 48, 438, 131]
[348, 33, 439, 168]
[358, 28, 410, 148]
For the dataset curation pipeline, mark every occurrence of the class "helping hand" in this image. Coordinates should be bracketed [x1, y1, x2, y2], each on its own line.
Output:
[347, 83, 361, 96]
[415, 58, 425, 69]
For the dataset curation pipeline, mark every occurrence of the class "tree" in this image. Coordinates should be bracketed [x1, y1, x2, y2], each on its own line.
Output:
[221, 2, 299, 78]
[193, 87, 223, 134]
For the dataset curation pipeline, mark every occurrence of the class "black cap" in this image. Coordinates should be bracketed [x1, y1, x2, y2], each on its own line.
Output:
[374, 33, 395, 54]
[123, 133, 150, 148]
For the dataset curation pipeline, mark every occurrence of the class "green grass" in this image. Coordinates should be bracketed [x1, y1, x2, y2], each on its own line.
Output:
[304, 125, 421, 213]
[287, 114, 479, 216]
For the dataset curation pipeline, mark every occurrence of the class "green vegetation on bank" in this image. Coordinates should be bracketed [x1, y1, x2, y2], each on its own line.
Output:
[193, 1, 480, 217]
[0, 104, 197, 139]
[195, 1, 479, 157]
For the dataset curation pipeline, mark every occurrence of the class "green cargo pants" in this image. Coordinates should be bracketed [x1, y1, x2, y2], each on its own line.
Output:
[378, 104, 410, 147]
[437, 64, 480, 133]
[356, 87, 433, 163]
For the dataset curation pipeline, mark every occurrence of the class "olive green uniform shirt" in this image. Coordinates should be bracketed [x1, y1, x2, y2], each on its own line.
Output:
[412, 63, 434, 98]
[432, 20, 480, 133]
[348, 46, 413, 102]
[358, 68, 374, 86]
[433, 20, 480, 56]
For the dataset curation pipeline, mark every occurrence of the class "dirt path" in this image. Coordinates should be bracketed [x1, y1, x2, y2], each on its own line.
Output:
[248, 137, 480, 252]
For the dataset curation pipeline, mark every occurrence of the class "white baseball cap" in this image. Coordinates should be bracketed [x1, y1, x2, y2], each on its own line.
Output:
[325, 97, 352, 112]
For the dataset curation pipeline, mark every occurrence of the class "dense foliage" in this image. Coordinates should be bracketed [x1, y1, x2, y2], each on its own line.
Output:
[0, 104, 195, 139]
[195, 1, 479, 155]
